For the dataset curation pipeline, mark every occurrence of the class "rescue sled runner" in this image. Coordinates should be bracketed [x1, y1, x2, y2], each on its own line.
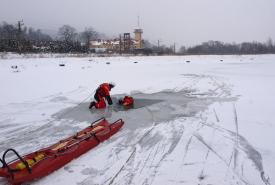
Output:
[0, 118, 124, 185]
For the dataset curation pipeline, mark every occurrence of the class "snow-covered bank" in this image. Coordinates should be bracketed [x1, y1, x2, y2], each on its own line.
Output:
[0, 52, 132, 60]
[0, 55, 274, 185]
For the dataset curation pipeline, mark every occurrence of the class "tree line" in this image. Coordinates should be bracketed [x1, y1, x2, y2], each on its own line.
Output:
[0, 22, 99, 53]
[1, 21, 274, 55]
[179, 40, 275, 55]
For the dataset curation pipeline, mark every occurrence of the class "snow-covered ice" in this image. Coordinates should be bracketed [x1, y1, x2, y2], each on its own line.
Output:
[0, 54, 274, 185]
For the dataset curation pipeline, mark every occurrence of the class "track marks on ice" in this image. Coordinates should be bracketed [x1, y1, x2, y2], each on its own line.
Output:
[108, 147, 137, 185]
[107, 120, 186, 185]
[106, 104, 270, 185]
[232, 104, 240, 170]
[194, 134, 249, 185]
[180, 74, 232, 98]
[194, 106, 271, 185]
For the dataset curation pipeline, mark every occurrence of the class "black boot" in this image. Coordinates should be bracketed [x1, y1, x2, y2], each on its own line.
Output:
[89, 102, 96, 109]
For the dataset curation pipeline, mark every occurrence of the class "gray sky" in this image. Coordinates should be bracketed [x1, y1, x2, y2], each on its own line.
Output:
[1, 0, 275, 47]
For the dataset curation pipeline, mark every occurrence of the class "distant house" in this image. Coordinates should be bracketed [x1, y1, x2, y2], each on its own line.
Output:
[89, 29, 143, 53]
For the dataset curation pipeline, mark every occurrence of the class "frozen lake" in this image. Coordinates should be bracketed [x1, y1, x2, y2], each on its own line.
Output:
[0, 54, 274, 185]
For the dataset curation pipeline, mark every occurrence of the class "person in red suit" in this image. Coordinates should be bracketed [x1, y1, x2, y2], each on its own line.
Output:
[118, 96, 134, 107]
[89, 82, 115, 109]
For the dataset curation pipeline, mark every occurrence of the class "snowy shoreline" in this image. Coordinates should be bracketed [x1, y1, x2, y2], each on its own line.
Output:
[1, 52, 274, 60]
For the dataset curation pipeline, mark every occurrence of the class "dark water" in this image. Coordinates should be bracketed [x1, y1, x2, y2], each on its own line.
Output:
[53, 91, 236, 131]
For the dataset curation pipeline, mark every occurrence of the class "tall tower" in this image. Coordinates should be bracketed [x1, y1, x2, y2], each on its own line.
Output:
[134, 29, 143, 49]
[134, 16, 143, 49]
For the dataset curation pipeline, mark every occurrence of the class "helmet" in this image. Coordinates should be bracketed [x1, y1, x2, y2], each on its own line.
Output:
[109, 82, 116, 88]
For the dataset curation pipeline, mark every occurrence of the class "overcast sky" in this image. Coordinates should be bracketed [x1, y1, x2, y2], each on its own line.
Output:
[1, 0, 275, 47]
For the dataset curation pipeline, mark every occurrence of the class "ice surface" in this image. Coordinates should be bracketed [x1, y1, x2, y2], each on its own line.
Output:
[0, 54, 274, 185]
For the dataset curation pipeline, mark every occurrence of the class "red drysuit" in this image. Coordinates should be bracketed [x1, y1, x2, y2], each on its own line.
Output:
[119, 96, 134, 106]
[93, 83, 113, 109]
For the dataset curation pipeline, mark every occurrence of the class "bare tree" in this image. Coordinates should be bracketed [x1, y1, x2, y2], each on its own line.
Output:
[266, 37, 273, 52]
[80, 27, 98, 49]
[179, 46, 186, 54]
[27, 27, 52, 41]
[0, 22, 17, 40]
[143, 40, 153, 48]
[58, 25, 77, 43]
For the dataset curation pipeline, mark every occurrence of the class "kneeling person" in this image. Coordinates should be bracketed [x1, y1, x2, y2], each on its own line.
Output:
[89, 82, 115, 109]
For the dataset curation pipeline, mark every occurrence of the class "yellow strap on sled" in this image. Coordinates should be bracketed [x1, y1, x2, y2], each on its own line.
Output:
[16, 153, 45, 170]
[77, 126, 104, 138]
[52, 141, 70, 151]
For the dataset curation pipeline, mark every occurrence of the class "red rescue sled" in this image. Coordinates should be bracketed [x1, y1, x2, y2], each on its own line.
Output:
[0, 118, 124, 185]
